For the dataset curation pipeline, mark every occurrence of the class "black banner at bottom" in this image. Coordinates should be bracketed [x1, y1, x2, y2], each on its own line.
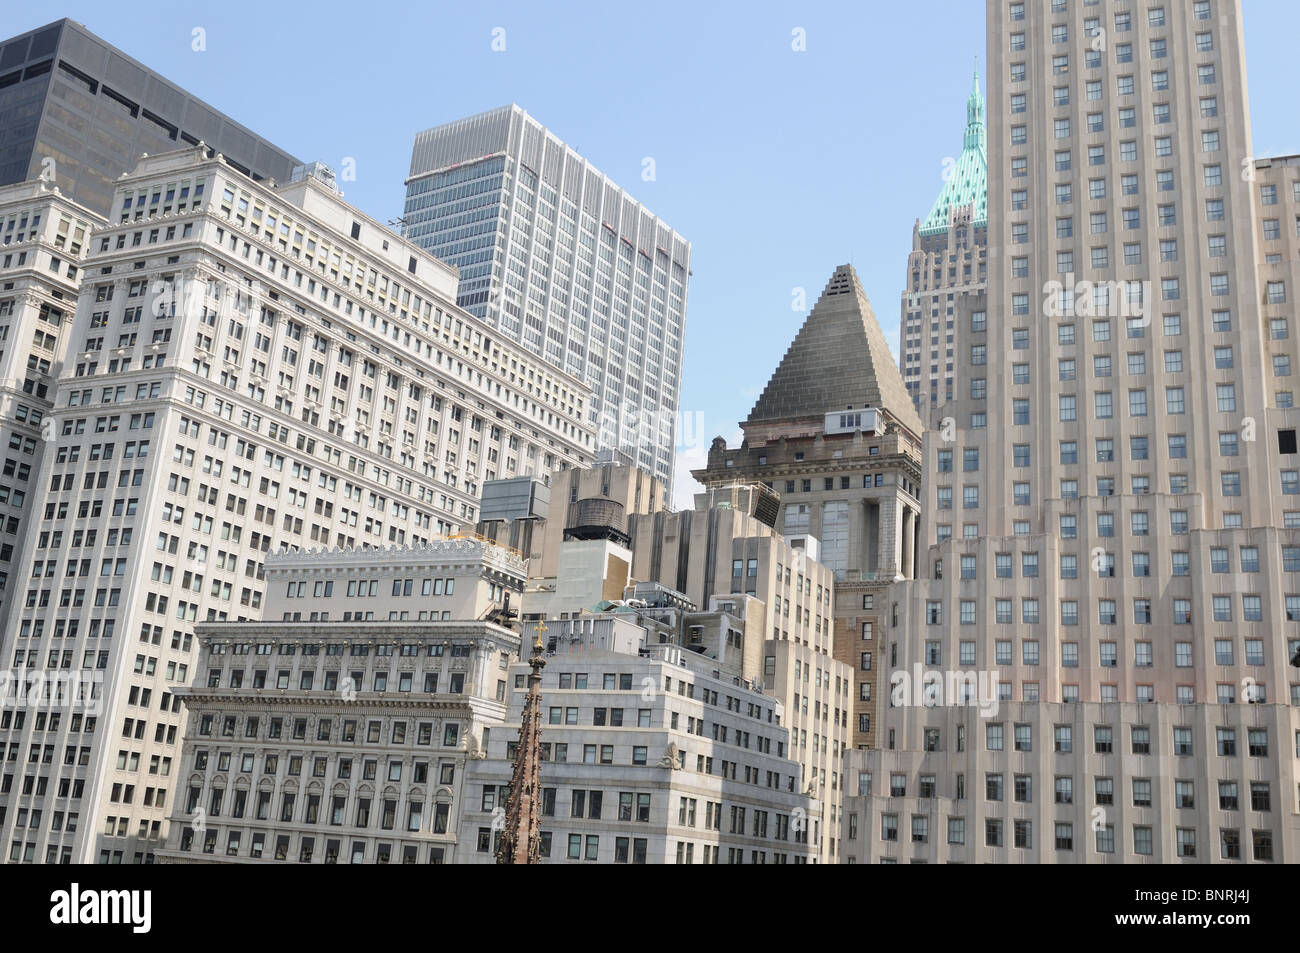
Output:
[2, 861, 1275, 941]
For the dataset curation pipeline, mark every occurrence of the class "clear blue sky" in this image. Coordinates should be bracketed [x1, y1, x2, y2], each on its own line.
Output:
[8, 1, 1299, 507]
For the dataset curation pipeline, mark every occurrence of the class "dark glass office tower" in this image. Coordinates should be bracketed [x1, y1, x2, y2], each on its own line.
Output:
[0, 19, 299, 215]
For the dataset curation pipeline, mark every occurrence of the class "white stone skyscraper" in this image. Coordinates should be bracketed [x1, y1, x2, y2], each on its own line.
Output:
[845, 0, 1300, 863]
[0, 180, 103, 638]
[403, 105, 691, 494]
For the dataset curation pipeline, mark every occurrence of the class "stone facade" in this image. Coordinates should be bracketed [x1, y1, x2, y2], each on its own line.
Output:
[154, 619, 518, 864]
[485, 463, 852, 861]
[481, 454, 665, 583]
[860, 0, 1300, 864]
[264, 538, 526, 623]
[842, 701, 1300, 863]
[0, 179, 103, 638]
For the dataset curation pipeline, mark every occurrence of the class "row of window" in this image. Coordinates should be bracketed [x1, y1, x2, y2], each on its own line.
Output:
[176, 827, 445, 863]
[867, 815, 1271, 860]
[936, 505, 1291, 544]
[281, 577, 458, 599]
[776, 473, 891, 494]
[933, 543, 1300, 580]
[876, 772, 1276, 814]
[926, 589, 1300, 625]
[195, 713, 463, 747]
[920, 635, 1300, 671]
[888, 722, 1284, 764]
[966, 722, 1279, 756]
[1007, 2, 1214, 32]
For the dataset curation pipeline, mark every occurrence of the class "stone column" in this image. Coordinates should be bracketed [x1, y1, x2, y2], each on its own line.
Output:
[878, 499, 900, 579]
[912, 507, 922, 579]
[900, 506, 914, 580]
[849, 498, 865, 574]
[862, 500, 879, 574]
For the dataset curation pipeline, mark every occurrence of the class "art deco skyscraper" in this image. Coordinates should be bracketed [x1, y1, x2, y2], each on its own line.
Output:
[403, 106, 691, 494]
[900, 70, 988, 411]
[845, 0, 1300, 863]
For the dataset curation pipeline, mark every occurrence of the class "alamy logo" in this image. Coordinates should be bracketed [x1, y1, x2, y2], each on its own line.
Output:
[0, 670, 103, 715]
[1042, 272, 1151, 321]
[890, 665, 1001, 717]
[49, 884, 151, 934]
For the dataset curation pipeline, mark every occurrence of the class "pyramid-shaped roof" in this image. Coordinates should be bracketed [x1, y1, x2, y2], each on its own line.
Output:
[747, 265, 922, 435]
[919, 67, 987, 237]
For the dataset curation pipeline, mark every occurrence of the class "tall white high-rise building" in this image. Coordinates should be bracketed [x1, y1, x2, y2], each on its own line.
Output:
[403, 105, 691, 494]
[0, 180, 103, 637]
[845, 0, 1300, 864]
[0, 143, 595, 864]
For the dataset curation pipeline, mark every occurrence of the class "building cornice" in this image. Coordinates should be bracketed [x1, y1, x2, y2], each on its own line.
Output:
[173, 688, 488, 713]
[265, 538, 526, 576]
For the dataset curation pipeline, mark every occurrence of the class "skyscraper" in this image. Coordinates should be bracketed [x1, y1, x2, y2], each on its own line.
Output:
[845, 0, 1300, 863]
[900, 70, 988, 411]
[0, 15, 298, 640]
[0, 144, 593, 864]
[0, 179, 103, 637]
[0, 19, 300, 216]
[403, 105, 691, 494]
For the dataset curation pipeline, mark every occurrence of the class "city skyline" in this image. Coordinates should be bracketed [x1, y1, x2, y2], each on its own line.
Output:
[0, 0, 1297, 880]
[5, 3, 1297, 508]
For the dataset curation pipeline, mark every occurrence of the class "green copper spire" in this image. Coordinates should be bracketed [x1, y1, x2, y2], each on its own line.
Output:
[965, 61, 985, 151]
[919, 61, 987, 237]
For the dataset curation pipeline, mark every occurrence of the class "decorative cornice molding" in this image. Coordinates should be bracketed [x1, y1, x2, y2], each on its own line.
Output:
[194, 619, 521, 646]
[265, 538, 527, 574]
[175, 687, 483, 713]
